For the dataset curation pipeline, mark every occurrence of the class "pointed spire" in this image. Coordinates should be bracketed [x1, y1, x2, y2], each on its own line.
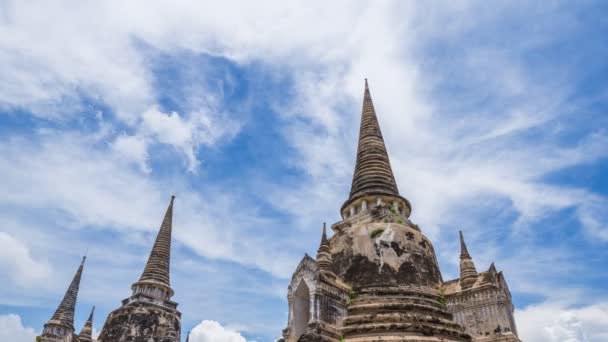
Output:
[320, 222, 329, 246]
[458, 231, 478, 289]
[459, 230, 471, 259]
[342, 80, 410, 215]
[42, 256, 86, 337]
[350, 79, 398, 197]
[86, 305, 95, 322]
[138, 196, 175, 288]
[78, 306, 95, 342]
[316, 223, 334, 276]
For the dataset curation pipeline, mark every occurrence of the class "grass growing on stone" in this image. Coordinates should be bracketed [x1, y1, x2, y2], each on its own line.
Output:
[438, 287, 447, 306]
[347, 289, 358, 305]
[389, 206, 405, 224]
[370, 228, 384, 239]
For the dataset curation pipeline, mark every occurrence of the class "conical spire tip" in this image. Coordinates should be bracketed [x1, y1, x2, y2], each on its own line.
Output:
[137, 194, 175, 289]
[87, 306, 95, 321]
[459, 230, 471, 259]
[320, 223, 329, 245]
[342, 76, 405, 214]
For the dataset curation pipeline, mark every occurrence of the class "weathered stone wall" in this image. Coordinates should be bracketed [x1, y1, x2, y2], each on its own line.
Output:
[283, 255, 349, 342]
[327, 207, 470, 341]
[314, 281, 348, 327]
[447, 289, 515, 339]
[39, 334, 75, 342]
[331, 219, 442, 288]
[445, 272, 519, 342]
[98, 301, 180, 342]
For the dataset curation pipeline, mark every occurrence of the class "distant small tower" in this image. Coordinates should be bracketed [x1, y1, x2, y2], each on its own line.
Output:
[316, 223, 335, 278]
[444, 231, 520, 340]
[459, 231, 478, 289]
[98, 196, 181, 342]
[77, 306, 95, 342]
[39, 257, 86, 342]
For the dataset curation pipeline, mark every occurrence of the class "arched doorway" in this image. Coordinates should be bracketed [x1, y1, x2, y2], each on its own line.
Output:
[293, 280, 311, 340]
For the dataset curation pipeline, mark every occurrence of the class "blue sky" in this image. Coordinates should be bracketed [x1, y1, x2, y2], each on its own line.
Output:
[0, 1, 607, 341]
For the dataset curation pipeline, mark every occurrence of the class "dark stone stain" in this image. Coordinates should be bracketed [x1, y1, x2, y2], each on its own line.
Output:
[390, 242, 405, 257]
[333, 251, 442, 287]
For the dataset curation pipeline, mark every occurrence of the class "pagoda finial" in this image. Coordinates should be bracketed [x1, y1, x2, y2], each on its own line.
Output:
[320, 222, 329, 246]
[459, 230, 471, 259]
[87, 305, 95, 322]
[341, 79, 410, 217]
[137, 195, 175, 291]
[42, 256, 86, 337]
[458, 230, 478, 288]
[77, 306, 95, 342]
[316, 223, 334, 276]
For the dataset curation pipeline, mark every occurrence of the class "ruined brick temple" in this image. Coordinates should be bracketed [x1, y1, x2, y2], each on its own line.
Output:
[279, 81, 520, 342]
[38, 81, 519, 342]
[38, 257, 96, 342]
[38, 197, 181, 342]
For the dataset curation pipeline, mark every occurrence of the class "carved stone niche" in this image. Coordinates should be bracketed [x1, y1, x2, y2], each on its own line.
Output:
[284, 255, 318, 342]
[282, 254, 349, 342]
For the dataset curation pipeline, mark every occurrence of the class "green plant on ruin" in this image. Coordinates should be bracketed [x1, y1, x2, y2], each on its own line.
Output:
[388, 206, 404, 224]
[438, 287, 447, 306]
[347, 289, 357, 305]
[370, 228, 384, 239]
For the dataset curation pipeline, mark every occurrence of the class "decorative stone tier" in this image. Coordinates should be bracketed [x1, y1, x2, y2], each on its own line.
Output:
[97, 300, 181, 342]
[341, 286, 471, 342]
[40, 334, 76, 342]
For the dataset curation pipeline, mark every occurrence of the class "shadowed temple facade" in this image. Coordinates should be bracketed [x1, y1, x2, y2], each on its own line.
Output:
[279, 81, 520, 342]
[39, 80, 519, 342]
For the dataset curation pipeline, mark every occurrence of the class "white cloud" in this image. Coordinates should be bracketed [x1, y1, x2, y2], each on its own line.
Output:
[0, 314, 38, 342]
[137, 106, 239, 172]
[0, 2, 607, 340]
[0, 130, 298, 278]
[112, 134, 150, 173]
[110, 105, 240, 173]
[257, 1, 608, 245]
[0, 232, 51, 287]
[517, 302, 608, 342]
[0, 133, 164, 231]
[0, 0, 602, 286]
[190, 320, 247, 342]
[3, 0, 604, 236]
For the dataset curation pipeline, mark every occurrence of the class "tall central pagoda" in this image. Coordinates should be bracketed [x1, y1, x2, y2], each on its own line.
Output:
[280, 80, 519, 342]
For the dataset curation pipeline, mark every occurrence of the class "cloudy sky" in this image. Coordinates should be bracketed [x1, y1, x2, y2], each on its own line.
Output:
[0, 1, 607, 341]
